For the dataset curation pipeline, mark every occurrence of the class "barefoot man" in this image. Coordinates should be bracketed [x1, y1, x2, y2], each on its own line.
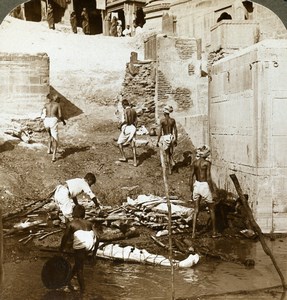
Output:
[157, 105, 178, 175]
[117, 99, 138, 167]
[189, 145, 219, 238]
[42, 94, 66, 162]
[60, 205, 99, 293]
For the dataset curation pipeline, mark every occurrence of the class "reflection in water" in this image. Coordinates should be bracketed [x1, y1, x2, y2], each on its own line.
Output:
[1, 238, 286, 300]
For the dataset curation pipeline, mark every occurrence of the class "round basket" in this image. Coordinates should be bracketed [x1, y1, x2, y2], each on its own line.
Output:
[41, 255, 72, 289]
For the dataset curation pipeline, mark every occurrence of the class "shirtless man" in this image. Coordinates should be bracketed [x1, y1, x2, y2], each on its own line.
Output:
[189, 145, 219, 238]
[42, 94, 66, 162]
[60, 205, 99, 293]
[117, 99, 138, 167]
[157, 105, 178, 175]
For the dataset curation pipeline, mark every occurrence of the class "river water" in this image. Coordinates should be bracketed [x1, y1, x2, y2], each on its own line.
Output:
[0, 237, 286, 300]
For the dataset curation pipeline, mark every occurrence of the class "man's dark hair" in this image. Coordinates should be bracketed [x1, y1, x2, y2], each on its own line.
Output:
[73, 205, 85, 218]
[84, 172, 96, 185]
[122, 99, 129, 107]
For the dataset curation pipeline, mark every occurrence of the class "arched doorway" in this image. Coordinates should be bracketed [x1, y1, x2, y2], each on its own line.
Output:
[24, 0, 41, 21]
[217, 12, 232, 23]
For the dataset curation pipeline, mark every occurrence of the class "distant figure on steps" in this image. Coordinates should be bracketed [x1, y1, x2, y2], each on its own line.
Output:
[47, 4, 55, 30]
[81, 8, 90, 35]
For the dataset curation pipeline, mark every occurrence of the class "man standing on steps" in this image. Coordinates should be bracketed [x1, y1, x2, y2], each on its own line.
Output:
[117, 99, 138, 167]
[189, 145, 219, 238]
[157, 105, 178, 175]
[81, 8, 90, 35]
[47, 4, 55, 30]
[42, 94, 66, 162]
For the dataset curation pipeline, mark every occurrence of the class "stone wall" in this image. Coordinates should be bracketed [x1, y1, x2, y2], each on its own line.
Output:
[168, 0, 287, 52]
[0, 52, 49, 119]
[155, 34, 209, 147]
[209, 40, 287, 233]
[120, 57, 156, 127]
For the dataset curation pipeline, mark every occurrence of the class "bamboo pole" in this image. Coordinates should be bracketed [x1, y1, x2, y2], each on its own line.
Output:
[159, 147, 175, 300]
[0, 207, 3, 286]
[230, 174, 286, 290]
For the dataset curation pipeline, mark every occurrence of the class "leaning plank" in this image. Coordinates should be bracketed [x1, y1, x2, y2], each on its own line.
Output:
[0, 208, 3, 285]
[230, 174, 286, 290]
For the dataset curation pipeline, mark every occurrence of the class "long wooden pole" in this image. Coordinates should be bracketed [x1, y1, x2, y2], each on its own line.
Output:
[0, 207, 3, 286]
[230, 174, 286, 290]
[159, 147, 175, 300]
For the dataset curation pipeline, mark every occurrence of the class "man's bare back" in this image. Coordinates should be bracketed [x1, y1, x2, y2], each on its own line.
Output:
[193, 158, 210, 182]
[160, 117, 176, 135]
[45, 101, 62, 119]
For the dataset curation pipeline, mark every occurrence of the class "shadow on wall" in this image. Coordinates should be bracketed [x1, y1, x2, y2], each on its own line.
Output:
[50, 86, 83, 120]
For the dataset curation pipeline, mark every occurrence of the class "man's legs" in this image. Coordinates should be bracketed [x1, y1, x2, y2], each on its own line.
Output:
[47, 129, 52, 154]
[165, 149, 172, 175]
[131, 140, 137, 167]
[207, 202, 218, 237]
[71, 249, 86, 292]
[118, 143, 127, 162]
[52, 137, 58, 162]
[192, 199, 199, 238]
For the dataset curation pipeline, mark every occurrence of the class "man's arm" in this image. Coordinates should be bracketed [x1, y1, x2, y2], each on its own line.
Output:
[156, 122, 163, 146]
[91, 196, 102, 208]
[57, 104, 66, 125]
[173, 120, 178, 145]
[72, 197, 78, 205]
[206, 161, 214, 194]
[189, 162, 195, 193]
[59, 223, 72, 252]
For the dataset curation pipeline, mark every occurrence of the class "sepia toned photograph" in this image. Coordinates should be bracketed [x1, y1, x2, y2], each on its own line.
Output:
[0, 0, 286, 299]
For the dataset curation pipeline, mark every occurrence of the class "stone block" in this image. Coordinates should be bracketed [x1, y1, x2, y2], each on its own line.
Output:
[210, 20, 259, 52]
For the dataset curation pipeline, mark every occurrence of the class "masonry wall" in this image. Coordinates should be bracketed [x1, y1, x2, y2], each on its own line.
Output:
[0, 52, 49, 118]
[120, 59, 156, 127]
[169, 0, 287, 52]
[155, 34, 209, 147]
[209, 40, 287, 233]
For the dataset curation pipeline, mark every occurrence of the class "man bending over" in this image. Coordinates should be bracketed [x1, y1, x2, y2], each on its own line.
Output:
[54, 172, 101, 222]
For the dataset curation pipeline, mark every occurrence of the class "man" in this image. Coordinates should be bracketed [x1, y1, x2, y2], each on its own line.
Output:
[189, 145, 219, 238]
[81, 8, 90, 35]
[70, 11, 77, 34]
[42, 94, 66, 162]
[122, 25, 131, 37]
[117, 20, 122, 37]
[47, 4, 55, 30]
[117, 99, 138, 167]
[54, 172, 101, 222]
[157, 105, 178, 175]
[60, 205, 99, 293]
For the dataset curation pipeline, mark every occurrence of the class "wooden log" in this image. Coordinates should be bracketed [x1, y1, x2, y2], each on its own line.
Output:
[38, 229, 62, 240]
[180, 284, 284, 300]
[159, 147, 175, 299]
[230, 174, 287, 290]
[150, 236, 182, 255]
[0, 208, 3, 285]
